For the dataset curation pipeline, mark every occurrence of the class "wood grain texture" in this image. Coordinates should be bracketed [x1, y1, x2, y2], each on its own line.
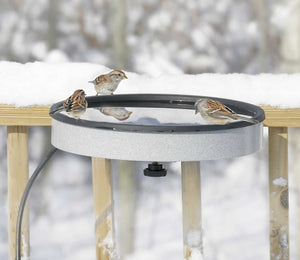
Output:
[118, 160, 136, 259]
[7, 126, 29, 260]
[269, 127, 289, 260]
[92, 158, 115, 260]
[181, 161, 203, 260]
[262, 106, 300, 127]
[0, 105, 51, 125]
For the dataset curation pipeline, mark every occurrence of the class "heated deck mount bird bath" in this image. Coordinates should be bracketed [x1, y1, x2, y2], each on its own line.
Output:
[18, 94, 265, 260]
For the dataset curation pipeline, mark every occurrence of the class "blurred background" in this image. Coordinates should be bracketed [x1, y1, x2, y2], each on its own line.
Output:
[0, 0, 300, 260]
[1, 0, 299, 74]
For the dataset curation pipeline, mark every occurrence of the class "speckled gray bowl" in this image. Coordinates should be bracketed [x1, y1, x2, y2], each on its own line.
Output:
[50, 94, 265, 161]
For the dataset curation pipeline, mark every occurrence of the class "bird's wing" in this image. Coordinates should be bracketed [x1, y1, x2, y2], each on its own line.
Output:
[63, 95, 74, 112]
[206, 99, 237, 118]
[96, 75, 110, 84]
[71, 103, 84, 111]
[72, 96, 87, 110]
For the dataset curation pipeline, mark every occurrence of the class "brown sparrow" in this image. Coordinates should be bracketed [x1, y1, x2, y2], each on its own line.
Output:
[99, 107, 132, 121]
[88, 70, 128, 95]
[194, 98, 258, 125]
[63, 89, 88, 119]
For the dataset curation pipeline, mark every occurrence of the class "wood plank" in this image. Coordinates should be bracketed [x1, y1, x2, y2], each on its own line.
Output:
[0, 105, 51, 126]
[262, 106, 300, 127]
[181, 161, 203, 260]
[7, 126, 29, 260]
[289, 128, 300, 260]
[92, 158, 115, 260]
[118, 160, 136, 259]
[268, 127, 289, 260]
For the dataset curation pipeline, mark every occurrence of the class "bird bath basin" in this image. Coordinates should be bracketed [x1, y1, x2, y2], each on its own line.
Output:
[50, 94, 265, 161]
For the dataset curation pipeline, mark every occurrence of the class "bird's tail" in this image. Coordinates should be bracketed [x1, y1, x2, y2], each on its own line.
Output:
[236, 114, 259, 124]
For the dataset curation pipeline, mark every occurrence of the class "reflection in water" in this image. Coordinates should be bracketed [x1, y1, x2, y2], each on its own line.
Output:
[99, 107, 133, 121]
[132, 117, 161, 125]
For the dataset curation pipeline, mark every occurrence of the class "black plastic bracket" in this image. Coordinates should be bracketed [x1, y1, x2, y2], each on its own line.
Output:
[144, 162, 167, 177]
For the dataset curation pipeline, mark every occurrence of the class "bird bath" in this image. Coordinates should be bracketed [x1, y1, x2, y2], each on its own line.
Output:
[50, 94, 264, 161]
[17, 94, 265, 260]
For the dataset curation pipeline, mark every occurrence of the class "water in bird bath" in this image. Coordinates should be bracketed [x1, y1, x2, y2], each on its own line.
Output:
[81, 107, 204, 126]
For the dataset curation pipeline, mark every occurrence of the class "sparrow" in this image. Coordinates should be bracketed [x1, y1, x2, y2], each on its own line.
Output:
[194, 98, 258, 125]
[63, 89, 88, 119]
[88, 70, 128, 95]
[99, 107, 132, 121]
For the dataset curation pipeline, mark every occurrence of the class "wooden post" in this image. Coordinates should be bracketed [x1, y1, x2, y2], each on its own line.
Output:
[289, 128, 300, 260]
[269, 127, 289, 260]
[7, 126, 29, 260]
[92, 158, 116, 260]
[118, 160, 136, 259]
[181, 161, 203, 260]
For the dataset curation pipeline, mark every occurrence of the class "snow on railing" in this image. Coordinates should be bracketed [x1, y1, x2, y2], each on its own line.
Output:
[0, 62, 300, 108]
[1, 62, 300, 260]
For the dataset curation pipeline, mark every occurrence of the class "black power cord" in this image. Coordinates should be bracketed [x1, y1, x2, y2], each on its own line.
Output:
[16, 147, 58, 260]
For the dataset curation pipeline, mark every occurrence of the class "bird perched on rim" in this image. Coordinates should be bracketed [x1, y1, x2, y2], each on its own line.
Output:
[99, 107, 132, 121]
[63, 89, 88, 119]
[88, 70, 128, 95]
[194, 98, 258, 125]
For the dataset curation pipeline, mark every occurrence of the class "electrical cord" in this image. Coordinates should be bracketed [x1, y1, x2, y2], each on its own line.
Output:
[16, 146, 58, 260]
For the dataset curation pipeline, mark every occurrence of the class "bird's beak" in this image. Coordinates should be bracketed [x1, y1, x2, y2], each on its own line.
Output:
[123, 75, 128, 79]
[88, 80, 94, 84]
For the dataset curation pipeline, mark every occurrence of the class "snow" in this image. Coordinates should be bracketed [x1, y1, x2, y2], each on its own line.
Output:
[279, 228, 289, 249]
[273, 177, 288, 187]
[185, 229, 204, 260]
[0, 61, 300, 108]
[188, 249, 204, 260]
[148, 11, 172, 31]
[98, 230, 117, 259]
[21, 235, 29, 260]
[186, 229, 203, 249]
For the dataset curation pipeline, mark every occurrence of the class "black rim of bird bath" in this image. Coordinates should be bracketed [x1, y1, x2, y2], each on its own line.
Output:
[49, 94, 265, 132]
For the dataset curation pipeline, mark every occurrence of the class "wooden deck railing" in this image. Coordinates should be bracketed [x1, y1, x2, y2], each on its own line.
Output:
[2, 105, 299, 260]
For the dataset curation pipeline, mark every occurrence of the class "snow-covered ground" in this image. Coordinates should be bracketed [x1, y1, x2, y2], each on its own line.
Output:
[0, 62, 299, 260]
